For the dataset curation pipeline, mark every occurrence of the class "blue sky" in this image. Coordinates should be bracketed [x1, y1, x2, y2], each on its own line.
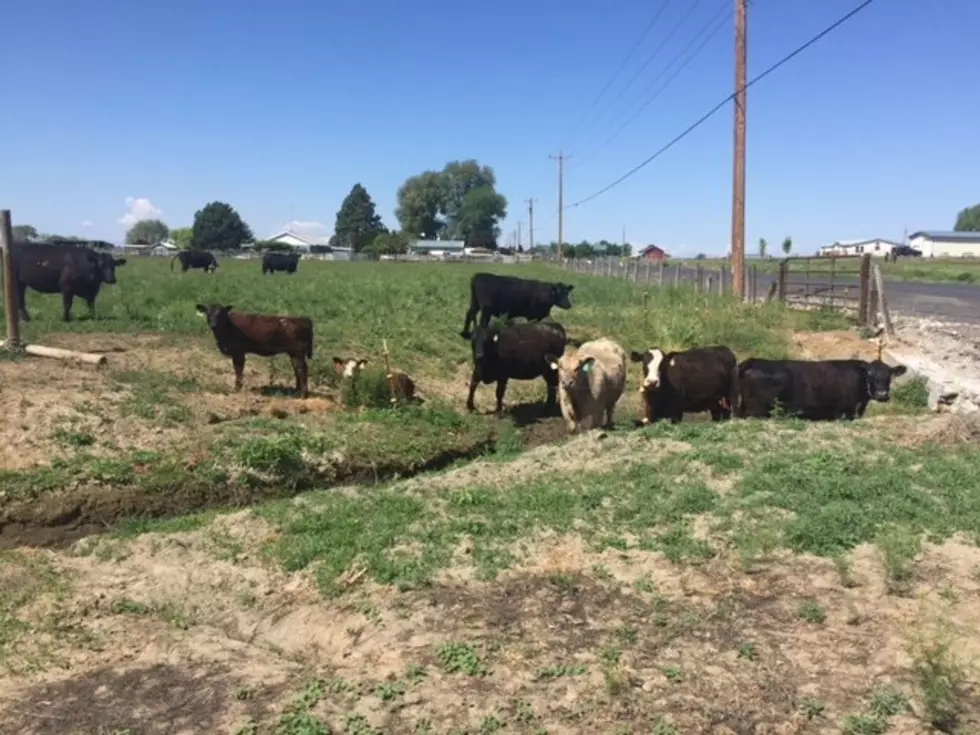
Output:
[1, 0, 976, 257]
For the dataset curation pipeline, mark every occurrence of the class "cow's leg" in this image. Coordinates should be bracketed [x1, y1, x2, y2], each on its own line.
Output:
[15, 282, 30, 322]
[494, 378, 509, 415]
[460, 299, 479, 339]
[478, 309, 493, 331]
[232, 354, 246, 392]
[466, 371, 480, 412]
[85, 297, 96, 320]
[544, 374, 558, 411]
[669, 410, 683, 425]
[291, 355, 309, 398]
[61, 291, 74, 322]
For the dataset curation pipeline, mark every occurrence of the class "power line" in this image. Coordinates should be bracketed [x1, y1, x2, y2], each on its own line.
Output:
[567, 0, 876, 209]
[570, 0, 705, 151]
[574, 0, 732, 166]
[562, 0, 673, 147]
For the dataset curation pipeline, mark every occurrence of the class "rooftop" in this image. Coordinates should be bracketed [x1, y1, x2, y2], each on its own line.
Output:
[908, 230, 980, 241]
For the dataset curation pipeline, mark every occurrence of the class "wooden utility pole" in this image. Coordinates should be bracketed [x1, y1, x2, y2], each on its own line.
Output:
[526, 197, 535, 251]
[730, 0, 748, 298]
[549, 151, 569, 259]
[0, 210, 21, 349]
[517, 220, 522, 250]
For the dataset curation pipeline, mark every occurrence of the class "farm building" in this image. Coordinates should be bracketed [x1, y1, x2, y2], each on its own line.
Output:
[635, 244, 669, 262]
[818, 238, 902, 257]
[263, 230, 352, 260]
[409, 239, 466, 258]
[908, 231, 980, 258]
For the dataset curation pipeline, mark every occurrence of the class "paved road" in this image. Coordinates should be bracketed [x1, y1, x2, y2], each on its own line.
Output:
[675, 267, 980, 324]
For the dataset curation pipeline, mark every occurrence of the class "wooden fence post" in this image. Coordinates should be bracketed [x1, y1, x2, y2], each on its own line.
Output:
[658, 260, 665, 287]
[673, 263, 680, 287]
[777, 259, 788, 302]
[857, 254, 872, 325]
[0, 210, 22, 349]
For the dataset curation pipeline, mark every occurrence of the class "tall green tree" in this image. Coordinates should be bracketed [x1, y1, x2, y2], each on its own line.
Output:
[954, 203, 980, 231]
[395, 159, 507, 247]
[12, 224, 38, 240]
[369, 230, 411, 256]
[758, 237, 768, 257]
[191, 201, 253, 251]
[395, 171, 445, 240]
[782, 236, 793, 255]
[126, 218, 169, 245]
[333, 183, 385, 251]
[170, 227, 194, 250]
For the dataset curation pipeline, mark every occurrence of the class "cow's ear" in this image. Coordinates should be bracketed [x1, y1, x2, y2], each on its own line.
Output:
[543, 354, 558, 370]
[629, 351, 645, 363]
[223, 304, 233, 313]
[565, 284, 575, 292]
[195, 304, 207, 315]
[891, 364, 908, 377]
[492, 334, 499, 342]
[357, 359, 368, 368]
[115, 258, 127, 266]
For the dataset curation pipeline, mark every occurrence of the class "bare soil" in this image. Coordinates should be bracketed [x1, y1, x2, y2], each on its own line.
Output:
[1, 512, 977, 734]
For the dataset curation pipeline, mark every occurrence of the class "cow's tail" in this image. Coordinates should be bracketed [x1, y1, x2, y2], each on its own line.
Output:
[728, 361, 742, 418]
[307, 323, 314, 359]
[170, 254, 178, 271]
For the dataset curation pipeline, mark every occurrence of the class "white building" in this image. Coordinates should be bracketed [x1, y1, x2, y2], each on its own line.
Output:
[263, 230, 352, 260]
[818, 238, 902, 258]
[907, 231, 980, 258]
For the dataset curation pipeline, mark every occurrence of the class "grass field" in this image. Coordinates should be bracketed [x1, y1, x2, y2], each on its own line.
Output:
[677, 256, 980, 285]
[2, 257, 978, 733]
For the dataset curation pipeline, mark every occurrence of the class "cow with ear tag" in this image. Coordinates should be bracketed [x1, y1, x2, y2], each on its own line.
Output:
[545, 337, 628, 434]
[466, 321, 567, 414]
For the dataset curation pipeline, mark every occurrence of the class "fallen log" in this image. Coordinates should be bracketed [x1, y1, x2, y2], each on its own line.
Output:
[0, 341, 108, 366]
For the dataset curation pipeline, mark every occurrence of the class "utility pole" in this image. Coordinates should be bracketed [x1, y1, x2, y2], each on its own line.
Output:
[526, 197, 536, 251]
[549, 151, 569, 259]
[517, 220, 522, 250]
[730, 0, 748, 298]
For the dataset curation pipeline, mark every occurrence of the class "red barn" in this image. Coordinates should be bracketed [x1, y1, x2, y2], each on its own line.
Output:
[636, 244, 668, 262]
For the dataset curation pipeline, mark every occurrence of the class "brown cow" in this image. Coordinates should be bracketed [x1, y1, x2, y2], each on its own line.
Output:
[332, 357, 419, 405]
[196, 303, 313, 397]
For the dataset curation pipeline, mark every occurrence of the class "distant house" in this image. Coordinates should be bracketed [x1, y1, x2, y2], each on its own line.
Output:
[263, 230, 352, 260]
[818, 238, 902, 258]
[149, 239, 178, 256]
[908, 231, 980, 258]
[409, 239, 466, 258]
[635, 244, 669, 262]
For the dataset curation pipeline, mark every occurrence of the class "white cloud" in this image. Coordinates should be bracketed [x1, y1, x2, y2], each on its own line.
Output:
[118, 197, 163, 228]
[80, 220, 94, 228]
[283, 219, 329, 237]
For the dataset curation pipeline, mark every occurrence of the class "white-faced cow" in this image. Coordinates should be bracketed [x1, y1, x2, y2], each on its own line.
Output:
[460, 272, 574, 340]
[196, 304, 314, 398]
[172, 250, 219, 273]
[467, 321, 568, 414]
[630, 346, 737, 424]
[12, 240, 126, 322]
[262, 251, 301, 274]
[734, 358, 908, 421]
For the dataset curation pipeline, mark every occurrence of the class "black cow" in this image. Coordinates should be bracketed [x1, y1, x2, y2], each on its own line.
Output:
[262, 251, 300, 274]
[12, 240, 126, 322]
[630, 345, 736, 424]
[460, 272, 574, 339]
[467, 321, 567, 414]
[171, 250, 219, 273]
[734, 358, 908, 421]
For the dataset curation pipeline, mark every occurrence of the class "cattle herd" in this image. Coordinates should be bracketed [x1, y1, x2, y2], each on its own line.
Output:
[9, 240, 909, 433]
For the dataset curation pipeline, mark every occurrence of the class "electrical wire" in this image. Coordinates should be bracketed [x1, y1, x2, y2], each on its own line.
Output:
[567, 0, 876, 209]
[570, 0, 705, 151]
[574, 0, 732, 166]
[562, 0, 674, 149]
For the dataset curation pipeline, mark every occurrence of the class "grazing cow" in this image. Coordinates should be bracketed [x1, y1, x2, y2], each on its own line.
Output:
[196, 303, 314, 398]
[262, 251, 301, 275]
[630, 346, 737, 424]
[467, 321, 568, 414]
[12, 240, 126, 322]
[172, 250, 219, 273]
[546, 337, 628, 433]
[460, 272, 575, 339]
[734, 358, 908, 421]
[332, 357, 419, 405]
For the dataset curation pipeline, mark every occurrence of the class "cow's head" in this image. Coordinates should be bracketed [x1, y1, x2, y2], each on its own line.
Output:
[93, 252, 126, 284]
[864, 360, 908, 402]
[470, 326, 501, 363]
[630, 348, 666, 390]
[333, 357, 368, 379]
[551, 282, 575, 310]
[196, 303, 233, 331]
[545, 351, 595, 392]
